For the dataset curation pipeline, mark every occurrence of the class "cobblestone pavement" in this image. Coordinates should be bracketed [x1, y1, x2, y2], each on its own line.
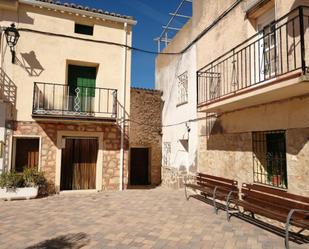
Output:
[0, 188, 307, 249]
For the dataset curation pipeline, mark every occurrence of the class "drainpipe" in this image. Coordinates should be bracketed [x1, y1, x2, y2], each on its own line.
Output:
[119, 22, 128, 191]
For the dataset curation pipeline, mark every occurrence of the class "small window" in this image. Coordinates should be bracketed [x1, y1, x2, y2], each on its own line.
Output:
[163, 142, 171, 167]
[252, 130, 287, 189]
[177, 71, 188, 106]
[74, 23, 94, 36]
[13, 137, 40, 173]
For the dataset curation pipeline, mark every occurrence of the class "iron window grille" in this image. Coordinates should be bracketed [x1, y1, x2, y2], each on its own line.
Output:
[177, 71, 188, 105]
[163, 142, 171, 167]
[252, 130, 288, 189]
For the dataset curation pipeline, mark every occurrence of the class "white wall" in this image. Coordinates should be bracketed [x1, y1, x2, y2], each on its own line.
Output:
[0, 102, 5, 173]
[156, 44, 197, 172]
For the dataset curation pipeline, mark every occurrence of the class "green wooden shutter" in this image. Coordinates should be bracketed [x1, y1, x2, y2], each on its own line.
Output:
[77, 78, 96, 97]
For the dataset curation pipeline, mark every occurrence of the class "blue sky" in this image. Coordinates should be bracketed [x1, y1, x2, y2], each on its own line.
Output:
[67, 0, 192, 89]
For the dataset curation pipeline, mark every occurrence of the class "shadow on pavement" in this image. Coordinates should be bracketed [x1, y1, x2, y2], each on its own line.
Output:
[24, 232, 90, 249]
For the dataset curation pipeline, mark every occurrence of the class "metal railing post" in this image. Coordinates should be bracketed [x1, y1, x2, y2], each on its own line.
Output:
[299, 6, 307, 74]
[32, 82, 36, 114]
[196, 71, 199, 106]
[113, 90, 117, 117]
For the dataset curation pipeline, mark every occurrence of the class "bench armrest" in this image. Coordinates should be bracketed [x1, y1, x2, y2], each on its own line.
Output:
[226, 190, 239, 201]
[214, 185, 239, 197]
[285, 209, 309, 249]
[288, 209, 309, 215]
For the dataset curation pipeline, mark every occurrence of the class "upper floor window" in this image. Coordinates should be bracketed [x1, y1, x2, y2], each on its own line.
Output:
[252, 130, 287, 189]
[177, 71, 188, 106]
[75, 23, 94, 36]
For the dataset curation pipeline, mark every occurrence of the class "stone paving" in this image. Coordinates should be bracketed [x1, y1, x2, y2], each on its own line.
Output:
[0, 188, 307, 249]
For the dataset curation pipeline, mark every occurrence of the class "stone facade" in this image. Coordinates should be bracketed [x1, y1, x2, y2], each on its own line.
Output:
[198, 95, 309, 196]
[130, 88, 162, 186]
[161, 166, 187, 189]
[9, 121, 129, 193]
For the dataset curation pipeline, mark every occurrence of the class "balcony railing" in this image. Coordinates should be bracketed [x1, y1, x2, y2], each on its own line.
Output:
[197, 6, 309, 106]
[32, 82, 117, 119]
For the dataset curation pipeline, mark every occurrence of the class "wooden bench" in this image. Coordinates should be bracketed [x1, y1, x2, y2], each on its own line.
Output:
[184, 173, 239, 219]
[239, 183, 309, 249]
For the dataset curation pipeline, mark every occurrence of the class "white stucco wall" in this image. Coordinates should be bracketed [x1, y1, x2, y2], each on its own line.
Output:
[156, 44, 197, 172]
[0, 102, 5, 173]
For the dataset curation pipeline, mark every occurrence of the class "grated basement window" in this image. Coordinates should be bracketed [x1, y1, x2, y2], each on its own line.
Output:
[75, 23, 94, 36]
[252, 130, 287, 189]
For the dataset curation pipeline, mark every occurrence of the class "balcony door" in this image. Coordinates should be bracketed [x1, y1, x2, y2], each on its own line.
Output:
[67, 65, 97, 113]
[257, 8, 277, 82]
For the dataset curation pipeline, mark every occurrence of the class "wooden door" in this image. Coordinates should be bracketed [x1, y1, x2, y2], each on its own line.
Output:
[130, 148, 149, 185]
[60, 138, 98, 191]
[14, 138, 39, 173]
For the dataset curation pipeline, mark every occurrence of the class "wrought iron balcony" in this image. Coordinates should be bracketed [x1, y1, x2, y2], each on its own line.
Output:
[32, 82, 117, 120]
[197, 6, 309, 107]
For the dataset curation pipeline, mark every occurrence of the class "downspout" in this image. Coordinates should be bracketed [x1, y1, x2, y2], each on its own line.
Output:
[119, 22, 128, 191]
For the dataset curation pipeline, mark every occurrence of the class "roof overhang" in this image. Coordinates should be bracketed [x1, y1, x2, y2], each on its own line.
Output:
[19, 0, 137, 26]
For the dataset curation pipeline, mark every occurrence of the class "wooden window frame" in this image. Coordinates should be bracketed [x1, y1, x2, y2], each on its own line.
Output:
[10, 135, 42, 172]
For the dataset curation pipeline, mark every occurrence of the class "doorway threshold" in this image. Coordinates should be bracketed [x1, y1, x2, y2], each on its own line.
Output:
[59, 189, 99, 195]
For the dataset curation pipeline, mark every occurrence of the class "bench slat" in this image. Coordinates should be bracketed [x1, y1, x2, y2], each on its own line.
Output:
[240, 183, 309, 231]
[244, 184, 309, 204]
[198, 173, 237, 185]
[242, 186, 309, 210]
[197, 177, 238, 191]
[240, 200, 309, 229]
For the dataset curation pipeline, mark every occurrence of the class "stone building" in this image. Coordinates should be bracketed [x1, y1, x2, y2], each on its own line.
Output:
[156, 34, 198, 189]
[0, 0, 136, 192]
[156, 0, 309, 196]
[129, 88, 162, 186]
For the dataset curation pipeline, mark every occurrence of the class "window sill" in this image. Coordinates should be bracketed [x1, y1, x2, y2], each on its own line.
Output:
[176, 101, 188, 107]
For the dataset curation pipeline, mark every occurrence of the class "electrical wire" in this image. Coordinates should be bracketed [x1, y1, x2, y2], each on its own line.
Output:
[12, 1, 239, 128]
[121, 116, 209, 129]
[16, 0, 243, 56]
[17, 27, 179, 55]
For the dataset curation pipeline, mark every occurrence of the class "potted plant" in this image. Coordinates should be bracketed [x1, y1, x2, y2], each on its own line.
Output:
[0, 168, 46, 200]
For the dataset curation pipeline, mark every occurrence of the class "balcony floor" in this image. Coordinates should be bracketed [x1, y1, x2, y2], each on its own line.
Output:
[198, 72, 309, 113]
[32, 113, 117, 123]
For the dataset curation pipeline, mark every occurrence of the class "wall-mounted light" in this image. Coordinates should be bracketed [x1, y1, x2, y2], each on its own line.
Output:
[4, 23, 20, 64]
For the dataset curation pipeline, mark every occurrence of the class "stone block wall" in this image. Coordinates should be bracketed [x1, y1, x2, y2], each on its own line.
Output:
[161, 166, 187, 189]
[198, 95, 309, 196]
[130, 88, 162, 185]
[8, 121, 129, 192]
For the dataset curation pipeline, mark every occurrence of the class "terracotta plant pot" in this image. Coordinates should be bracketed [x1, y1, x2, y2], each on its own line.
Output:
[272, 175, 281, 187]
